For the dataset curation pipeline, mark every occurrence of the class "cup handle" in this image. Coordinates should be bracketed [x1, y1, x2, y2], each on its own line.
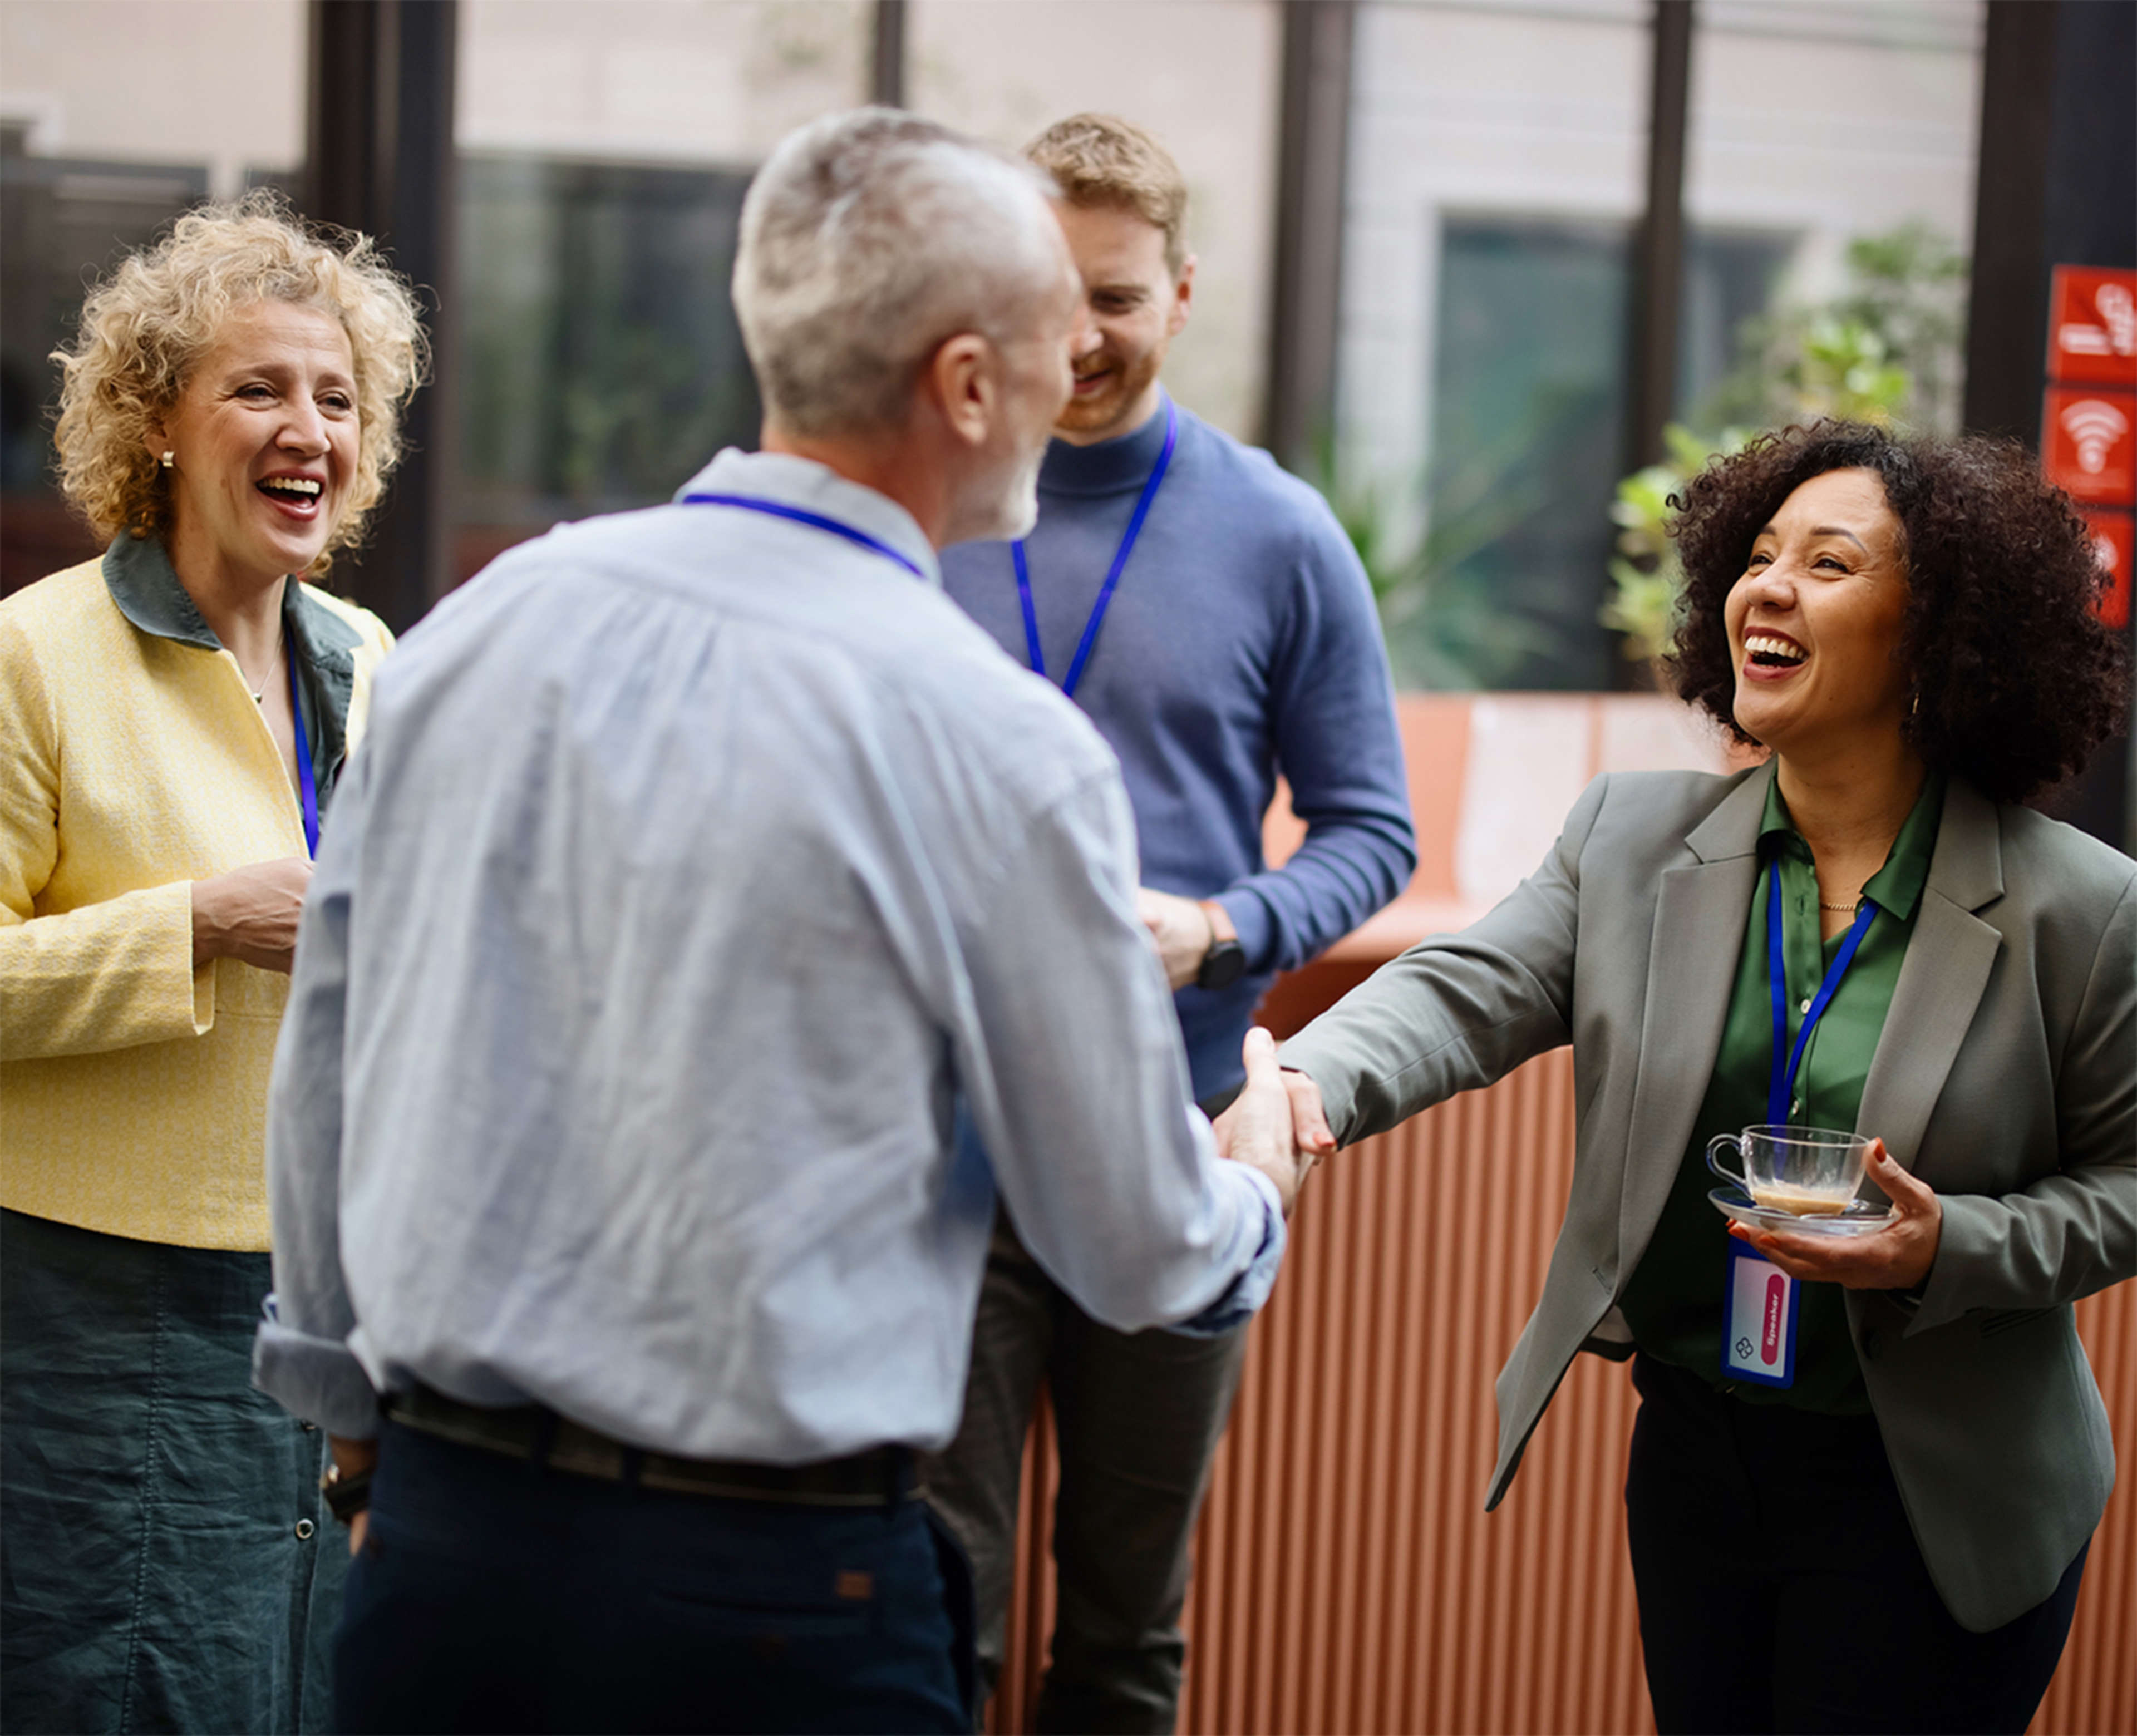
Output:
[1706, 1133, 1748, 1190]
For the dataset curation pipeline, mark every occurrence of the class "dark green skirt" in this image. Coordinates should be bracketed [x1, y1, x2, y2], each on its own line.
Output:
[1, 1209, 346, 1734]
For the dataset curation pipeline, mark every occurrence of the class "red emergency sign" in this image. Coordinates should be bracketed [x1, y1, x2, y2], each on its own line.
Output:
[2083, 509, 2133, 630]
[2043, 386, 2136, 505]
[2047, 267, 2137, 387]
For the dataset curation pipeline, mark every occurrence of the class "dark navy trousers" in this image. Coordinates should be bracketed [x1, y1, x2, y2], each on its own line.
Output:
[336, 1421, 972, 1734]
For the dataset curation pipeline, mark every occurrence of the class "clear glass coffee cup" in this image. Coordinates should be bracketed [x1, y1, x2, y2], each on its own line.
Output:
[1705, 1124, 1874, 1217]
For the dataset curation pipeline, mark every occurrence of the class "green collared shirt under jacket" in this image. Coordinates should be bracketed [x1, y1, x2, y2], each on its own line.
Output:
[1617, 763, 1947, 1414]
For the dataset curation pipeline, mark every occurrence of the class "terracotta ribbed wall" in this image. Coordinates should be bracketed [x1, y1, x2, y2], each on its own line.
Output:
[988, 1051, 2137, 1734]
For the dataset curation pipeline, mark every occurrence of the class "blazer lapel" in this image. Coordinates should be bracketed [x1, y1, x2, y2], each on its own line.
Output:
[1858, 781, 2005, 1177]
[1617, 772, 1768, 1257]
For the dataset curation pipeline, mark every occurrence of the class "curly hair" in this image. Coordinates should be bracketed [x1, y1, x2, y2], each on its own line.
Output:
[1662, 421, 2130, 805]
[50, 189, 429, 570]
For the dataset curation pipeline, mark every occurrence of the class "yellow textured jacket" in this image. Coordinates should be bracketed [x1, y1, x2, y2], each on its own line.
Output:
[0, 537, 391, 1250]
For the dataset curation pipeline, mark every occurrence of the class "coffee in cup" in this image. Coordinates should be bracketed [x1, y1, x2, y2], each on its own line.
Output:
[1706, 1125, 1873, 1217]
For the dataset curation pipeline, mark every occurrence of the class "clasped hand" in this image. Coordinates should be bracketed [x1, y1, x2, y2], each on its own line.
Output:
[1213, 1034, 1337, 1217]
[1730, 1140, 1943, 1291]
[1137, 887, 1212, 990]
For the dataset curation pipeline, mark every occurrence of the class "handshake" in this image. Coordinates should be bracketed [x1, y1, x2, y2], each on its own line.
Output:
[1210, 1027, 1338, 1217]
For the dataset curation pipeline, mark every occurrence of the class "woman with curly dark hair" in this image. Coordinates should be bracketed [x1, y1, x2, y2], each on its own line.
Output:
[1232, 421, 2133, 1732]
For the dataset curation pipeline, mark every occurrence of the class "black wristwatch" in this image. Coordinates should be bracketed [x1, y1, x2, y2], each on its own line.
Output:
[321, 1461, 374, 1526]
[1195, 900, 1248, 991]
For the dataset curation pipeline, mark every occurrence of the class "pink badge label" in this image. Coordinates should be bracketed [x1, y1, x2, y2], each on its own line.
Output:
[1724, 1241, 1798, 1388]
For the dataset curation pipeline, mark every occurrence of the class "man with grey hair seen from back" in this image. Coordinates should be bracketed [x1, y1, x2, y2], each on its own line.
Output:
[251, 108, 1307, 1735]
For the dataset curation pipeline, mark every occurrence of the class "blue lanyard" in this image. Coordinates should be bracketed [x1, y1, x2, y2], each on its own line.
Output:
[679, 493, 928, 580]
[1766, 859, 1875, 1125]
[287, 641, 318, 860]
[1013, 400, 1178, 699]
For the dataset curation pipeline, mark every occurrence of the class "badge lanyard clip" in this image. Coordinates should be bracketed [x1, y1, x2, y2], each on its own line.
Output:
[1765, 859, 1876, 1126]
[1014, 399, 1179, 701]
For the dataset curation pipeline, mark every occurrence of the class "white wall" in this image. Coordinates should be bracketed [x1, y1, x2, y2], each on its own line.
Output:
[1339, 0, 1651, 550]
[1338, 0, 1983, 542]
[457, 0, 870, 166]
[1685, 1, 1982, 305]
[2, 0, 304, 195]
[909, 0, 1283, 443]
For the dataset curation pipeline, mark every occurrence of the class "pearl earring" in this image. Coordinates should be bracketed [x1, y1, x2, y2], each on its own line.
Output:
[160, 451, 174, 470]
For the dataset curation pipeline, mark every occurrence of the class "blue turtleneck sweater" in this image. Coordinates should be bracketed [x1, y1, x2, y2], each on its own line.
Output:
[941, 395, 1415, 1097]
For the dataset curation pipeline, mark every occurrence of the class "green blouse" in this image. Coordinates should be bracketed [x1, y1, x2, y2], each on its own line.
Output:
[1616, 763, 1947, 1413]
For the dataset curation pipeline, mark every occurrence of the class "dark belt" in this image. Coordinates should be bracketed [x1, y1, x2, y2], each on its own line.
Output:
[385, 1384, 924, 1507]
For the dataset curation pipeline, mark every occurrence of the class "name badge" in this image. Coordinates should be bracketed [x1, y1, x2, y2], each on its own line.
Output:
[1721, 1236, 1799, 1389]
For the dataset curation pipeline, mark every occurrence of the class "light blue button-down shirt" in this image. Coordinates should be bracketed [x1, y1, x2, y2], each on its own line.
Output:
[253, 450, 1284, 1461]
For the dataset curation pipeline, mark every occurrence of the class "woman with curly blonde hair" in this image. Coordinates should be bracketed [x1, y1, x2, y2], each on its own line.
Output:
[0, 190, 425, 1734]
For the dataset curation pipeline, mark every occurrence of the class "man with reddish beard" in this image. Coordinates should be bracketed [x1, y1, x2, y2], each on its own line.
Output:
[931, 114, 1415, 1730]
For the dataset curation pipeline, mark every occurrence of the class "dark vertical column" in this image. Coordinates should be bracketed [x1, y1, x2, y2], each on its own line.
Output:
[305, 0, 457, 633]
[1624, 0, 1692, 471]
[1266, 0, 1354, 476]
[1966, 0, 2136, 847]
[1959, 1, 2059, 442]
[872, 0, 907, 108]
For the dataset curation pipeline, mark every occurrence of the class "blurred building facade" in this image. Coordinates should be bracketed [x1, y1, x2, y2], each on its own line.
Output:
[2, 0, 2130, 830]
[3, 9, 2133, 1733]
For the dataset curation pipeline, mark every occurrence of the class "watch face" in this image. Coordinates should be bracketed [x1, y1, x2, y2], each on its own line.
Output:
[1198, 939, 1248, 990]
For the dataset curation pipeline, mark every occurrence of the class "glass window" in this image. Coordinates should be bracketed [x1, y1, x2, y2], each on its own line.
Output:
[1338, 0, 1651, 689]
[0, 0, 304, 594]
[450, 0, 871, 581]
[908, 0, 1283, 445]
[455, 157, 760, 571]
[1678, 1, 1982, 435]
[1336, 0, 1981, 691]
[1424, 217, 1629, 691]
[1677, 228, 1795, 421]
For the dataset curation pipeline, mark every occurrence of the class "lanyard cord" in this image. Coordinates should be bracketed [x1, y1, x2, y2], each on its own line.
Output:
[1766, 859, 1876, 1126]
[1013, 399, 1179, 700]
[288, 640, 319, 860]
[678, 493, 929, 580]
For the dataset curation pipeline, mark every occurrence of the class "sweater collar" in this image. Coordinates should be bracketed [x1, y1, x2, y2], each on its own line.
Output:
[1037, 391, 1179, 498]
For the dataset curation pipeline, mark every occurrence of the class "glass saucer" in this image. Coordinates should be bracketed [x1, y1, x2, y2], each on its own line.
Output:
[1708, 1186, 1893, 1239]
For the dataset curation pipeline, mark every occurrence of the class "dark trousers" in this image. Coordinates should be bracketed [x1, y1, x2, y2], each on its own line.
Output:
[337, 1421, 973, 1735]
[922, 1212, 1248, 1735]
[1624, 1354, 2086, 1735]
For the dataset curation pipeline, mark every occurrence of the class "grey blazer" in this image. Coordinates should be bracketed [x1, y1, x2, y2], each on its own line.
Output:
[1281, 767, 2136, 1633]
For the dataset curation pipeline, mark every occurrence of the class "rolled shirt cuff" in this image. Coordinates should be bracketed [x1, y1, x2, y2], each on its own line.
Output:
[251, 1295, 382, 1438]
[1164, 1165, 1287, 1338]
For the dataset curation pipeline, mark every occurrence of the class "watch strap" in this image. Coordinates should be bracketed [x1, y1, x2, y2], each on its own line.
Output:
[321, 1462, 374, 1525]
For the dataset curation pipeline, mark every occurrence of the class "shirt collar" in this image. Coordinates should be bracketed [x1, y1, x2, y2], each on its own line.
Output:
[101, 530, 367, 796]
[673, 448, 941, 587]
[1758, 762, 1948, 924]
[1036, 389, 1178, 498]
[102, 530, 221, 649]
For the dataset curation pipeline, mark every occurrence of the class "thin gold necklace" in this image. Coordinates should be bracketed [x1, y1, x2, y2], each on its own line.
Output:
[244, 623, 286, 704]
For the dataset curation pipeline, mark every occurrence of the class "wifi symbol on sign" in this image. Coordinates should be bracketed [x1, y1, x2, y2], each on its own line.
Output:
[2061, 400, 2130, 474]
